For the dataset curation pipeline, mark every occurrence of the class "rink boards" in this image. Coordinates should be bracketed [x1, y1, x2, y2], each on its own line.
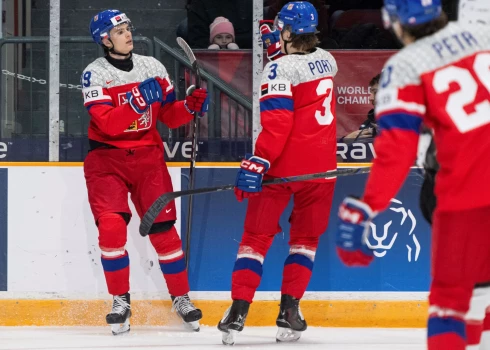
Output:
[0, 163, 431, 327]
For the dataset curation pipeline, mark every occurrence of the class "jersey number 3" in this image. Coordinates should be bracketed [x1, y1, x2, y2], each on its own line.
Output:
[433, 53, 490, 133]
[315, 78, 334, 125]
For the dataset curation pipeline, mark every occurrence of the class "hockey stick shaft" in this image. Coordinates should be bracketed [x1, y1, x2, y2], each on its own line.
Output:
[176, 37, 201, 269]
[139, 167, 371, 237]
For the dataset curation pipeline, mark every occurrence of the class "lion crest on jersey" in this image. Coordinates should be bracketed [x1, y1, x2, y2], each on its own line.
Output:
[117, 92, 152, 132]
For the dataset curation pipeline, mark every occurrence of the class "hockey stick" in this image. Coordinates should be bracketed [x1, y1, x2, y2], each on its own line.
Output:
[139, 167, 371, 237]
[176, 37, 202, 270]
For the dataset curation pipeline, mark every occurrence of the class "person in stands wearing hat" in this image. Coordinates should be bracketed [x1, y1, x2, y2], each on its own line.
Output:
[208, 17, 240, 49]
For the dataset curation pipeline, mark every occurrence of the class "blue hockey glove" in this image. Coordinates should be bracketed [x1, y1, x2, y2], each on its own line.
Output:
[260, 20, 280, 48]
[260, 20, 282, 61]
[127, 78, 163, 114]
[234, 154, 270, 202]
[335, 196, 376, 267]
[184, 85, 209, 117]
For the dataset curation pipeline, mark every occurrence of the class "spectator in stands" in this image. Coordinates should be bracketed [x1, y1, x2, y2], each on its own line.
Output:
[342, 73, 380, 140]
[188, 0, 253, 49]
[208, 17, 240, 49]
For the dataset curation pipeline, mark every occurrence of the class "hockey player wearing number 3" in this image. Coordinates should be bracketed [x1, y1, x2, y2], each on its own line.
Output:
[218, 1, 338, 345]
[333, 0, 490, 349]
[81, 9, 209, 335]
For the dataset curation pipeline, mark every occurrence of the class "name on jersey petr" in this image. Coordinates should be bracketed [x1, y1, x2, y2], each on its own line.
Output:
[432, 31, 478, 59]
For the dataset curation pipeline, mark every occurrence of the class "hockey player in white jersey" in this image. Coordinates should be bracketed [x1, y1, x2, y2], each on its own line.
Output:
[336, 0, 490, 349]
[218, 1, 338, 345]
[82, 9, 208, 335]
[411, 0, 490, 348]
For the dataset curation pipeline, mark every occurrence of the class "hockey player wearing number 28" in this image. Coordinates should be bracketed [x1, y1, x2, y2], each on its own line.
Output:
[218, 1, 338, 345]
[81, 10, 209, 335]
[333, 0, 490, 349]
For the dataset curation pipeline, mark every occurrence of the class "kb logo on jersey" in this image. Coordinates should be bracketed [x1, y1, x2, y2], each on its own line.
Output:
[270, 83, 288, 92]
[261, 80, 292, 97]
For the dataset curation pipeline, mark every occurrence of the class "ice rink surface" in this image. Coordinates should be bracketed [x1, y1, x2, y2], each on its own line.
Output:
[0, 326, 426, 350]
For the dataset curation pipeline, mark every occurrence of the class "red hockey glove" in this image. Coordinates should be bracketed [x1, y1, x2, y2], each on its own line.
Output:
[155, 76, 176, 103]
[335, 196, 376, 267]
[184, 85, 209, 116]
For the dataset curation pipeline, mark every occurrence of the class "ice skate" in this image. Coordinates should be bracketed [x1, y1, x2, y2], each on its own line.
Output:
[106, 292, 132, 336]
[171, 294, 202, 332]
[217, 299, 250, 345]
[275, 294, 307, 342]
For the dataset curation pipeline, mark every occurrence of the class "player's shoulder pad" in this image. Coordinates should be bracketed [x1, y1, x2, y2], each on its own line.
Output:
[375, 50, 423, 115]
[316, 48, 338, 76]
[378, 49, 420, 91]
[261, 61, 292, 99]
[134, 54, 169, 79]
[81, 58, 112, 106]
[81, 58, 108, 88]
[262, 59, 292, 83]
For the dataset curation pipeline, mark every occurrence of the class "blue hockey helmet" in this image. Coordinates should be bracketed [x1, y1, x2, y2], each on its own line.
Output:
[90, 9, 133, 45]
[274, 1, 318, 35]
[389, 0, 442, 26]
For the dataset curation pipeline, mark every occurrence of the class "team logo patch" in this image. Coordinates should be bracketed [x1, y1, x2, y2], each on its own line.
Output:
[82, 86, 105, 103]
[118, 92, 152, 132]
[287, 3, 294, 10]
[260, 80, 292, 98]
[94, 15, 99, 21]
[261, 84, 268, 96]
[110, 13, 128, 26]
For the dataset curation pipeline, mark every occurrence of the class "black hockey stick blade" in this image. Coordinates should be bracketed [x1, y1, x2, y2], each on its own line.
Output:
[139, 167, 371, 237]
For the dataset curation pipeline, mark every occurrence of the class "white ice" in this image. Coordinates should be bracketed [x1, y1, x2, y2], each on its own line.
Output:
[0, 326, 426, 350]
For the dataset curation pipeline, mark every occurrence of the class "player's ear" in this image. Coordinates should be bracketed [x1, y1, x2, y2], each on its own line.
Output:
[101, 37, 113, 49]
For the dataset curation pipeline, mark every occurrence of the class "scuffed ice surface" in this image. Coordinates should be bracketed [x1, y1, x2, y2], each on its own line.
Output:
[0, 326, 425, 349]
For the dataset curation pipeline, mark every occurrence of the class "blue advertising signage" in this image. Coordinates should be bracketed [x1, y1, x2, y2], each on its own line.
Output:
[182, 168, 431, 292]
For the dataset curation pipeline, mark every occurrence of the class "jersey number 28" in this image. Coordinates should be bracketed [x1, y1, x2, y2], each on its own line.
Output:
[433, 53, 490, 133]
[315, 78, 334, 126]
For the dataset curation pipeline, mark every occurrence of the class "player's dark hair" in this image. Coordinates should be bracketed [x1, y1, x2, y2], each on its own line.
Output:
[369, 74, 381, 87]
[289, 33, 320, 52]
[402, 12, 449, 40]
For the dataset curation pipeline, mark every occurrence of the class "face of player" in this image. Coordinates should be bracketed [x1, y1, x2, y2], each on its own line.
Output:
[279, 30, 292, 54]
[103, 23, 133, 55]
[213, 34, 233, 48]
[369, 83, 379, 106]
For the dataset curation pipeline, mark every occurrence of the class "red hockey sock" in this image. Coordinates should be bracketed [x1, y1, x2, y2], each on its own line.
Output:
[150, 227, 190, 296]
[428, 316, 466, 350]
[281, 254, 313, 299]
[101, 251, 130, 295]
[466, 320, 484, 347]
[231, 246, 265, 303]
